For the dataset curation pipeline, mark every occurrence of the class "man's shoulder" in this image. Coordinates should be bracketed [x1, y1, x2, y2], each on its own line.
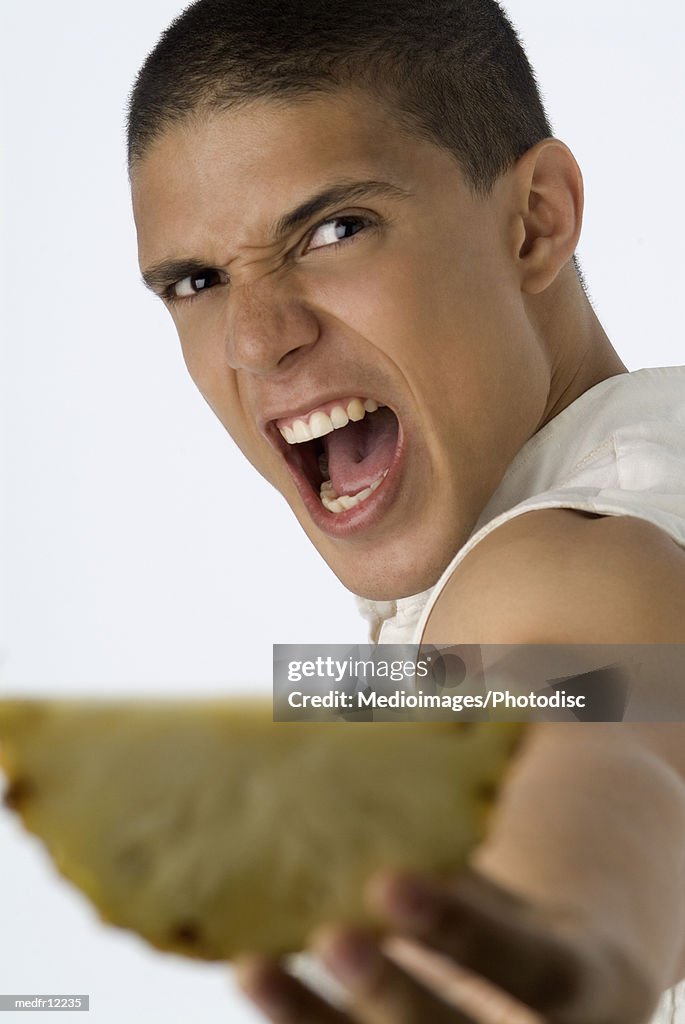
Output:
[422, 509, 685, 644]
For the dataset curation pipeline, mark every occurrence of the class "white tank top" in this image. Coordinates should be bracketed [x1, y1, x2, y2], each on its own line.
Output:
[357, 364, 685, 1022]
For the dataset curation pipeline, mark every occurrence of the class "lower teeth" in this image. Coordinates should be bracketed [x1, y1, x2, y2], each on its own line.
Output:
[320, 470, 388, 514]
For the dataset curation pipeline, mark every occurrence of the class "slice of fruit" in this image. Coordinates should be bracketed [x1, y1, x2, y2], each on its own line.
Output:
[0, 698, 525, 960]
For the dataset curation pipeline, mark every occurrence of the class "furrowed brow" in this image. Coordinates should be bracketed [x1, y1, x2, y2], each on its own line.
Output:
[140, 179, 412, 293]
[270, 179, 413, 239]
[141, 258, 210, 295]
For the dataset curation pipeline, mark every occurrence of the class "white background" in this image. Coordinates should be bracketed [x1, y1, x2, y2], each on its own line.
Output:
[1, 2, 683, 1021]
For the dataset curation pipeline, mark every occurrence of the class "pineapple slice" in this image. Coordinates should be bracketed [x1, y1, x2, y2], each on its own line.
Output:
[0, 698, 524, 960]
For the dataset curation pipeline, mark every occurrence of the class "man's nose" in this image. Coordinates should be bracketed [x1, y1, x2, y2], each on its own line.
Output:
[223, 277, 320, 375]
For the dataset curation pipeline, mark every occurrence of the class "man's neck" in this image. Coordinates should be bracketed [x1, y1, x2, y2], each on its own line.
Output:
[534, 267, 628, 430]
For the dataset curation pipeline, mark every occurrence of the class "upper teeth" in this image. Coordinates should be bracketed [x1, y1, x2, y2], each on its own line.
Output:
[279, 398, 380, 445]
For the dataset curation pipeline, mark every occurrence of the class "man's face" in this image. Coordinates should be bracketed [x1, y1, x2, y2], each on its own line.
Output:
[132, 90, 550, 599]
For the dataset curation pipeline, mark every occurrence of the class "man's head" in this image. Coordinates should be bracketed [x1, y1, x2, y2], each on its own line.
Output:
[129, 0, 591, 600]
[127, 0, 553, 191]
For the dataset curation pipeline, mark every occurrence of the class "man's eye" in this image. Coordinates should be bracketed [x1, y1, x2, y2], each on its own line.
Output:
[169, 269, 222, 300]
[306, 216, 368, 252]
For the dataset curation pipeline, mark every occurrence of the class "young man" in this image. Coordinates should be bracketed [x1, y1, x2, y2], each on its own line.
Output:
[128, 1, 685, 1021]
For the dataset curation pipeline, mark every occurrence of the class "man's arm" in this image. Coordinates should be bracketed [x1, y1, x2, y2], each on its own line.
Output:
[238, 509, 685, 1023]
[424, 509, 685, 998]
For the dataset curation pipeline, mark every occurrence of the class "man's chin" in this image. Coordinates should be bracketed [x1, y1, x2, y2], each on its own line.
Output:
[322, 546, 450, 604]
[286, 483, 466, 602]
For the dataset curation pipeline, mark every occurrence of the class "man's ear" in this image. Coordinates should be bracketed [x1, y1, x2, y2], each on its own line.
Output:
[510, 139, 584, 294]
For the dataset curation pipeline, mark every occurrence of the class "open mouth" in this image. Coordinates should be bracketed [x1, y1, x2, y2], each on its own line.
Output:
[273, 397, 401, 518]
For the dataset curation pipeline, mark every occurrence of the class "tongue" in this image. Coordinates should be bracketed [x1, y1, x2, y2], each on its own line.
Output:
[324, 407, 398, 496]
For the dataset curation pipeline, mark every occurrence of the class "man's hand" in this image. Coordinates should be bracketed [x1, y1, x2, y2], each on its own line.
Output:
[236, 868, 657, 1024]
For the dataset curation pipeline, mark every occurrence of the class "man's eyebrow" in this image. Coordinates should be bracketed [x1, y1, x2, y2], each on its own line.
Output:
[140, 179, 412, 294]
[141, 257, 212, 295]
[269, 179, 413, 238]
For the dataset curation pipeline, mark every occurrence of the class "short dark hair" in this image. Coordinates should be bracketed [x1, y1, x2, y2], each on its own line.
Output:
[127, 0, 553, 197]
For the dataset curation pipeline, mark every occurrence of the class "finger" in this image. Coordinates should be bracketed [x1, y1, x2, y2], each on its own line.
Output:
[367, 870, 612, 1020]
[235, 955, 349, 1024]
[384, 936, 544, 1024]
[313, 926, 479, 1024]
